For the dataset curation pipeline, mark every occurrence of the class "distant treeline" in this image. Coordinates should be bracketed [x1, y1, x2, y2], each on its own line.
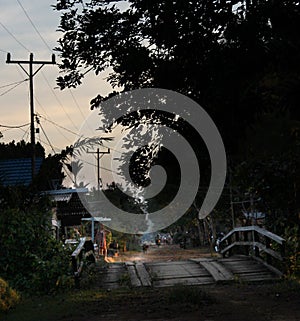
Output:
[0, 140, 45, 159]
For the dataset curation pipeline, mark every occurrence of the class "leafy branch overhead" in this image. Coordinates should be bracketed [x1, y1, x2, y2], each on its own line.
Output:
[72, 136, 113, 157]
[54, 0, 300, 138]
[54, 0, 300, 235]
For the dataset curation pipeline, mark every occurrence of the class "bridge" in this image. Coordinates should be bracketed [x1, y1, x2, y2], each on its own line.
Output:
[72, 226, 286, 289]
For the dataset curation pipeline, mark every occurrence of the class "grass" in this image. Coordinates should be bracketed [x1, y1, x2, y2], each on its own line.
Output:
[1, 289, 111, 321]
[2, 278, 299, 321]
[167, 284, 216, 306]
[0, 285, 215, 321]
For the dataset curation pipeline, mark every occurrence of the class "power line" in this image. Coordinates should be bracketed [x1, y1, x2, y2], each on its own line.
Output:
[0, 79, 28, 97]
[21, 125, 30, 140]
[0, 21, 30, 52]
[35, 118, 116, 182]
[68, 89, 87, 121]
[16, 0, 52, 53]
[31, 83, 74, 144]
[40, 71, 79, 131]
[36, 116, 56, 154]
[37, 113, 80, 137]
[0, 79, 28, 89]
[34, 100, 71, 143]
[18, 125, 60, 153]
[0, 122, 30, 129]
[68, 89, 96, 135]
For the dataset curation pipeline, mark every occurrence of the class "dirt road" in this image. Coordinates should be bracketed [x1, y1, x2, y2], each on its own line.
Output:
[107, 243, 214, 263]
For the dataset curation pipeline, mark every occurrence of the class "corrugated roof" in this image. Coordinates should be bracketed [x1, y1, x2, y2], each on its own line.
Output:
[0, 157, 43, 186]
[44, 188, 88, 202]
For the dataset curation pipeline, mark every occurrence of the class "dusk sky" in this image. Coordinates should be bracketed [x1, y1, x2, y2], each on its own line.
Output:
[0, 0, 115, 155]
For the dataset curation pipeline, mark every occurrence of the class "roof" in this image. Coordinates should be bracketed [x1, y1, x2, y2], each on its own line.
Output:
[42, 188, 91, 227]
[0, 157, 43, 186]
[44, 188, 88, 202]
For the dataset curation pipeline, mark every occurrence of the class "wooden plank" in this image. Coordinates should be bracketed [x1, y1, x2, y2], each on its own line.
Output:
[211, 261, 234, 280]
[252, 256, 283, 277]
[239, 274, 276, 282]
[197, 260, 234, 282]
[153, 276, 214, 287]
[125, 262, 141, 287]
[146, 261, 193, 267]
[135, 263, 152, 287]
[153, 271, 211, 280]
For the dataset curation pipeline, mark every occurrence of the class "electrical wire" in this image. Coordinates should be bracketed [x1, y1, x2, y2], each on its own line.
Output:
[41, 71, 79, 131]
[68, 89, 86, 121]
[38, 121, 57, 154]
[21, 125, 30, 140]
[0, 79, 28, 89]
[0, 79, 28, 97]
[16, 0, 52, 53]
[68, 89, 97, 136]
[34, 95, 72, 145]
[37, 112, 111, 168]
[37, 113, 80, 137]
[0, 21, 30, 52]
[36, 117, 117, 185]
[0, 122, 30, 129]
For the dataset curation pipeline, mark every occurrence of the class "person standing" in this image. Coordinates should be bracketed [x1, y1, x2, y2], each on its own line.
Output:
[95, 224, 110, 257]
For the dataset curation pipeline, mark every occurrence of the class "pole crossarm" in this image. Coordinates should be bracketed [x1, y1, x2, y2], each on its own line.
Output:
[6, 53, 56, 65]
[87, 146, 110, 190]
[6, 53, 56, 179]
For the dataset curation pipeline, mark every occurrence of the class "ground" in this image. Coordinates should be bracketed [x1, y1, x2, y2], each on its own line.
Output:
[106, 243, 215, 263]
[1, 244, 300, 321]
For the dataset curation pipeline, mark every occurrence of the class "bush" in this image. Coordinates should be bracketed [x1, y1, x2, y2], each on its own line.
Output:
[0, 190, 73, 294]
[284, 225, 300, 280]
[0, 278, 20, 312]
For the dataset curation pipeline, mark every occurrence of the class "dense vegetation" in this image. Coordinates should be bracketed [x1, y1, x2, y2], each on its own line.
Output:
[0, 186, 73, 295]
[54, 0, 299, 236]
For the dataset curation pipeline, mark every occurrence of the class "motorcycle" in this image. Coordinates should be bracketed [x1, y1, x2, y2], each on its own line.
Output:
[214, 232, 226, 253]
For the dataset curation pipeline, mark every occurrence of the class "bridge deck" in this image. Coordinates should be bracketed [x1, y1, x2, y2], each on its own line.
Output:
[100, 255, 281, 289]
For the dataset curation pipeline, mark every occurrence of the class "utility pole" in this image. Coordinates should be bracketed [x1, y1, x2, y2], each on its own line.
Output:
[6, 53, 56, 179]
[87, 147, 110, 190]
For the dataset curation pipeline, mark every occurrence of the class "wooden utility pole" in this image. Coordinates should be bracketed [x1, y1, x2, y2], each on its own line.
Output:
[6, 53, 56, 179]
[87, 147, 110, 190]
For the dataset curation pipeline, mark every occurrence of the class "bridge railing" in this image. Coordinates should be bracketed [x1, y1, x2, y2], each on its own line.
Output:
[71, 237, 96, 288]
[219, 226, 285, 274]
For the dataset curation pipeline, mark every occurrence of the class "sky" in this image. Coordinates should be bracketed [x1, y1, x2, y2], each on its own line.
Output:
[0, 0, 114, 155]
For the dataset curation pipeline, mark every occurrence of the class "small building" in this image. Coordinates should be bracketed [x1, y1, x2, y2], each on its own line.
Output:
[45, 188, 92, 237]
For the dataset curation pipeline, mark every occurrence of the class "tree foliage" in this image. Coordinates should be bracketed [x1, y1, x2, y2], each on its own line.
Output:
[0, 140, 44, 159]
[54, 0, 300, 237]
[0, 186, 72, 294]
[232, 113, 299, 233]
[55, 0, 299, 146]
